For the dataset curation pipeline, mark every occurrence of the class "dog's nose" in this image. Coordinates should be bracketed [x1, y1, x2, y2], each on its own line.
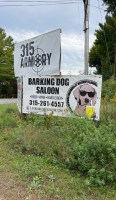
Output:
[85, 98, 89, 103]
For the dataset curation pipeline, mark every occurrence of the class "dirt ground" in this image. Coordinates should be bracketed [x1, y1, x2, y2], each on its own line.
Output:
[0, 172, 49, 200]
[0, 176, 31, 200]
[0, 175, 58, 200]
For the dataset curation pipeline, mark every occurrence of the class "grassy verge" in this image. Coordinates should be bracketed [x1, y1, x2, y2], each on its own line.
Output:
[0, 104, 116, 200]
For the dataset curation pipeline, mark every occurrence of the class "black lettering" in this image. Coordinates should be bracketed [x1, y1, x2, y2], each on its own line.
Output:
[28, 78, 55, 86]
[21, 44, 25, 57]
[20, 58, 23, 68]
[26, 43, 28, 56]
[56, 78, 60, 86]
[28, 56, 35, 67]
[47, 87, 51, 94]
[23, 57, 28, 67]
[46, 78, 50, 85]
[51, 78, 55, 86]
[36, 86, 40, 93]
[47, 53, 52, 65]
[65, 78, 69, 86]
[40, 79, 45, 85]
[56, 78, 65, 86]
[36, 78, 40, 85]
[29, 41, 34, 56]
[56, 78, 69, 86]
[36, 87, 59, 94]
[60, 78, 65, 86]
[28, 78, 33, 85]
[42, 54, 46, 65]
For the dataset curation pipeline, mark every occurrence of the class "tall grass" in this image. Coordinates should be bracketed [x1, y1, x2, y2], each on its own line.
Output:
[101, 94, 116, 120]
[0, 102, 116, 187]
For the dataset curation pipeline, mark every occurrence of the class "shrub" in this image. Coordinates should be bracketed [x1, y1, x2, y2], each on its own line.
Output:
[72, 121, 116, 186]
[0, 114, 17, 128]
[102, 76, 116, 99]
[4, 110, 116, 187]
[5, 107, 16, 114]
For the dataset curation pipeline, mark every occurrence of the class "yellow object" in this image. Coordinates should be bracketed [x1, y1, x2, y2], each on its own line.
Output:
[86, 106, 95, 118]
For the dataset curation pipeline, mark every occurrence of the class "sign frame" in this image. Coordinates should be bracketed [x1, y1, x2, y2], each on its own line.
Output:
[14, 29, 61, 77]
[21, 75, 102, 120]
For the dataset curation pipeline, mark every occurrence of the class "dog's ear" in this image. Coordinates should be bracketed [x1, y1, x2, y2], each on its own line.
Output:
[92, 92, 97, 105]
[73, 87, 80, 103]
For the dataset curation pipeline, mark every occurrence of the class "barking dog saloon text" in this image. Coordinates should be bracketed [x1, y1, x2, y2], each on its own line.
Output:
[28, 77, 69, 95]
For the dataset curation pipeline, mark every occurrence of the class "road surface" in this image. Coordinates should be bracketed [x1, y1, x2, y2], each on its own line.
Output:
[0, 99, 17, 104]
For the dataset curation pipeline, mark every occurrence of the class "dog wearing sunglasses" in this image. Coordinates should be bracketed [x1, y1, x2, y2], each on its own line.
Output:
[73, 84, 97, 115]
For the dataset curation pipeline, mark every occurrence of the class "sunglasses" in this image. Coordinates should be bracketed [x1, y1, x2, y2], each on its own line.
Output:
[80, 90, 95, 98]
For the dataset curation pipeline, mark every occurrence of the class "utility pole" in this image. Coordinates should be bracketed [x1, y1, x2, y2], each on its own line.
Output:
[83, 0, 90, 75]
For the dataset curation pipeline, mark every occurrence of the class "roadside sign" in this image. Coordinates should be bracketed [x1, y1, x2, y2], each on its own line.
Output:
[14, 29, 61, 77]
[22, 75, 102, 120]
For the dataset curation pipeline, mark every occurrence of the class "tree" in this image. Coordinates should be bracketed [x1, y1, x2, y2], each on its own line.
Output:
[102, 0, 116, 78]
[102, 0, 116, 15]
[0, 28, 17, 97]
[89, 15, 116, 80]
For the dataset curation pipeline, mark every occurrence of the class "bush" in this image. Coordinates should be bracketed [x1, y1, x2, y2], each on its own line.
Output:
[2, 108, 116, 187]
[72, 125, 116, 186]
[102, 76, 116, 99]
[0, 114, 17, 129]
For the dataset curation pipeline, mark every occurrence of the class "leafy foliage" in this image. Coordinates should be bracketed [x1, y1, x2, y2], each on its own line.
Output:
[102, 0, 116, 15]
[72, 119, 116, 186]
[102, 76, 116, 99]
[0, 105, 114, 187]
[0, 28, 17, 97]
[89, 15, 116, 80]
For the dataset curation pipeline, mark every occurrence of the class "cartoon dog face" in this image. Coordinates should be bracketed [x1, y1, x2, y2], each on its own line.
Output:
[73, 84, 97, 106]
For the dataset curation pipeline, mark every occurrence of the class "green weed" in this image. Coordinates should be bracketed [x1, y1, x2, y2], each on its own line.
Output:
[9, 111, 116, 187]
[1, 103, 116, 191]
[0, 114, 17, 128]
[29, 176, 42, 189]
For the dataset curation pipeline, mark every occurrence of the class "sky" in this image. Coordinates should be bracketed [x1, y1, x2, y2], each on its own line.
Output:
[0, 0, 107, 75]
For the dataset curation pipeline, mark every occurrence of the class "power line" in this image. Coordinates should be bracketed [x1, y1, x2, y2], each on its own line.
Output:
[0, 2, 83, 7]
[0, 1, 107, 12]
[0, 0, 115, 8]
[0, 0, 82, 6]
[0, 0, 82, 1]
[0, 0, 82, 3]
[0, 4, 81, 7]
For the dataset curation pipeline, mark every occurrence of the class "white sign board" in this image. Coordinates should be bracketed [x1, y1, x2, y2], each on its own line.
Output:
[14, 29, 61, 77]
[17, 76, 23, 113]
[22, 75, 102, 120]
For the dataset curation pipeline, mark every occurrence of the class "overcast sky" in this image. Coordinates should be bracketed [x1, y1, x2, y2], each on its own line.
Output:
[0, 0, 107, 74]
